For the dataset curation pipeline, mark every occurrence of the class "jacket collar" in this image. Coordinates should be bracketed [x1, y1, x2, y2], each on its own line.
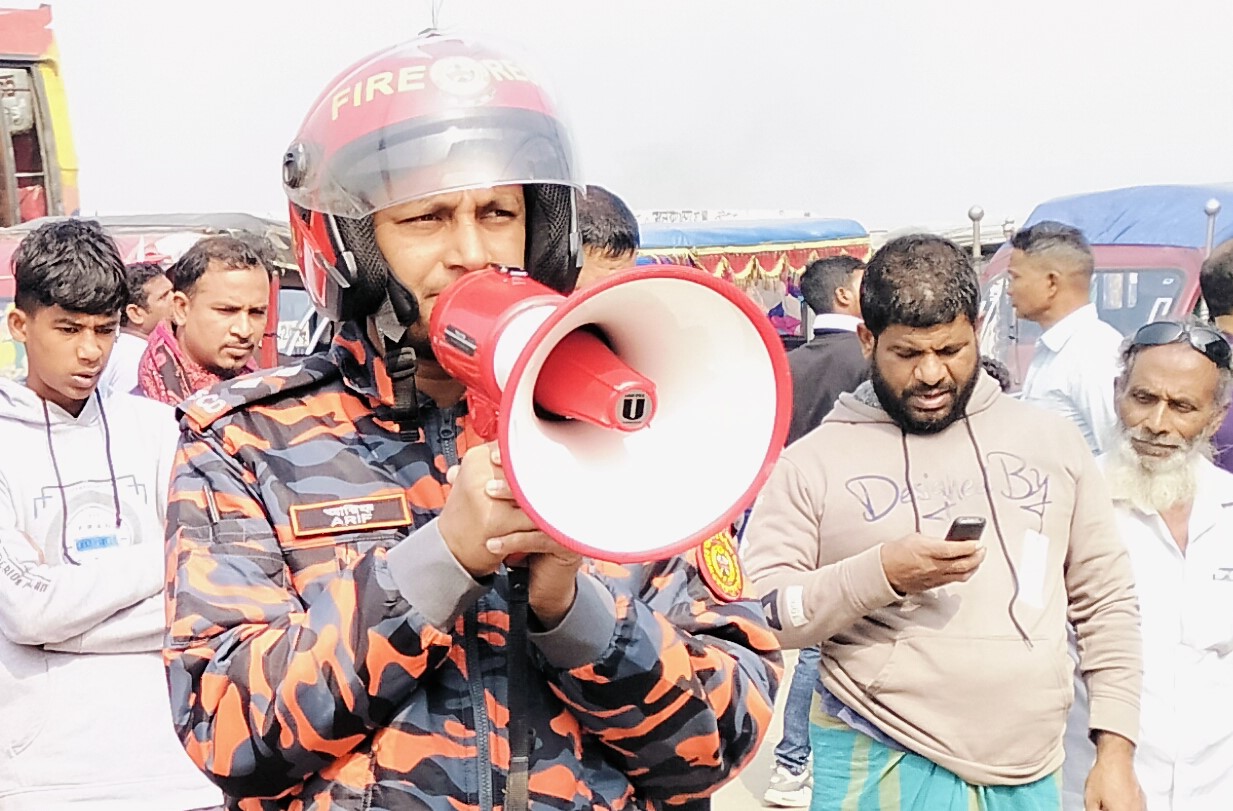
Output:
[330, 320, 398, 408]
[1037, 303, 1099, 353]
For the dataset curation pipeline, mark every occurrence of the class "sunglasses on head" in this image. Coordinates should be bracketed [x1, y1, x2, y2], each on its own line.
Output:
[1130, 320, 1232, 370]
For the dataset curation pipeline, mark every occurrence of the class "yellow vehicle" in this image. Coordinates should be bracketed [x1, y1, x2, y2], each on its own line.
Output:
[0, 4, 77, 226]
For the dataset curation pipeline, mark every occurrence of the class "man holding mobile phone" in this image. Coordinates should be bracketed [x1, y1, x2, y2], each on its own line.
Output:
[744, 235, 1143, 811]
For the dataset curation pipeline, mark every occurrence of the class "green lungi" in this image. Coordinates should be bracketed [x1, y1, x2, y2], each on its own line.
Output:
[809, 700, 1061, 811]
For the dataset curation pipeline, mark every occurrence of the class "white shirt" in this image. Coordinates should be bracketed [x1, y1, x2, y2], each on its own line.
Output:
[1020, 304, 1122, 454]
[99, 330, 150, 396]
[1062, 457, 1233, 811]
[810, 312, 862, 333]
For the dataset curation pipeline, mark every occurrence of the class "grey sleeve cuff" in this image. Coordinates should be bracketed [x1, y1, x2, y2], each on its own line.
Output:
[529, 572, 618, 670]
[384, 518, 490, 632]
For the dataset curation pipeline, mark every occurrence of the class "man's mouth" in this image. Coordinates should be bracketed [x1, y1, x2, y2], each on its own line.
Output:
[907, 389, 955, 412]
[1130, 437, 1183, 457]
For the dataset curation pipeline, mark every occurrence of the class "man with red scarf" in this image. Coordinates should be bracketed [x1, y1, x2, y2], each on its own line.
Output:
[136, 235, 270, 405]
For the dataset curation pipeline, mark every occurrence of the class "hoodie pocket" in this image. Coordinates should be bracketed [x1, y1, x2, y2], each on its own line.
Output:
[867, 634, 1071, 770]
[0, 640, 50, 758]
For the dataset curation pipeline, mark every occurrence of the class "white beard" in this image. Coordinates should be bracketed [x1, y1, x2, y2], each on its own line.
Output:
[1105, 429, 1209, 514]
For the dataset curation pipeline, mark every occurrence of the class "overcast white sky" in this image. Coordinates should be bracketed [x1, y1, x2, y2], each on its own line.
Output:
[34, 0, 1233, 231]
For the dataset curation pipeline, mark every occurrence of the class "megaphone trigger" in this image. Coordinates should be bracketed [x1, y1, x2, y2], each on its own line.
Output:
[466, 390, 501, 442]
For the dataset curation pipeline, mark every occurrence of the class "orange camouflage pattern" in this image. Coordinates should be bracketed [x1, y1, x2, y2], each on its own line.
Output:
[163, 321, 782, 810]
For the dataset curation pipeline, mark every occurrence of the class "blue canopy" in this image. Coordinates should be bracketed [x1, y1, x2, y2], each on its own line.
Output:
[1023, 183, 1233, 249]
[639, 217, 867, 250]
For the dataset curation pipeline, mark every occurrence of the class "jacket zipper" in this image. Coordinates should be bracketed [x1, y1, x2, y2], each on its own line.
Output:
[465, 607, 494, 811]
[437, 405, 461, 468]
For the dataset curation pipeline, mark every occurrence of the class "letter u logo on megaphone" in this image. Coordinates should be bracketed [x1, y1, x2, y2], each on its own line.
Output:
[428, 263, 792, 563]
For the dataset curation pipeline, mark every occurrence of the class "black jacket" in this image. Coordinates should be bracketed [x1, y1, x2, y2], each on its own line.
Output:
[785, 328, 868, 445]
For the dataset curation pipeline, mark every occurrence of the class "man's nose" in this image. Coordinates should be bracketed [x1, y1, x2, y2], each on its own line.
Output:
[448, 219, 496, 272]
[231, 313, 255, 339]
[915, 353, 946, 385]
[78, 332, 104, 363]
[1141, 402, 1171, 435]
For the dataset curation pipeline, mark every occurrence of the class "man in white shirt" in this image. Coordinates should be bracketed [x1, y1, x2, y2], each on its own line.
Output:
[1009, 221, 1122, 453]
[99, 261, 173, 395]
[1063, 318, 1233, 811]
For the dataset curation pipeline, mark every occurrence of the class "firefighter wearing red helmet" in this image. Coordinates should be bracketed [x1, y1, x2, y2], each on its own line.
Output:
[161, 31, 780, 811]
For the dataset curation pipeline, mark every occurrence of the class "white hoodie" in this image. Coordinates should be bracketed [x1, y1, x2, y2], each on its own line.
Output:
[0, 379, 221, 810]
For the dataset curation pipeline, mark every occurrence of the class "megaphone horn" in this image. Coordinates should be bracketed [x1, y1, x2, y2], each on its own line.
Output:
[429, 264, 792, 562]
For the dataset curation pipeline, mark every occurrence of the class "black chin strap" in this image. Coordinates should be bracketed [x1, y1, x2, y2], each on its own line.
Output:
[384, 340, 420, 440]
[372, 281, 422, 440]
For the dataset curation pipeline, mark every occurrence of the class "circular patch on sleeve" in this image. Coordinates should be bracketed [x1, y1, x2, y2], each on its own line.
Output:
[697, 532, 745, 602]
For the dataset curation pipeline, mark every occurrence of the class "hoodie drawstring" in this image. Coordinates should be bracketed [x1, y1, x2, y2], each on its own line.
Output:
[962, 415, 1032, 648]
[43, 400, 79, 566]
[41, 392, 124, 566]
[900, 431, 922, 533]
[96, 391, 124, 529]
[898, 415, 1032, 647]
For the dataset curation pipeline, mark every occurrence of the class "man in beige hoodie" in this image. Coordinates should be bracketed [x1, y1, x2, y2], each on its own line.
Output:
[744, 234, 1143, 811]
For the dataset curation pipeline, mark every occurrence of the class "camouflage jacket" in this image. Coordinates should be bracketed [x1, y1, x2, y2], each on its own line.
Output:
[163, 322, 781, 811]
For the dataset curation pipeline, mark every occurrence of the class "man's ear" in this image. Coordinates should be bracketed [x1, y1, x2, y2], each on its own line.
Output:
[124, 302, 144, 328]
[170, 291, 190, 327]
[857, 323, 875, 359]
[7, 307, 29, 344]
[1046, 269, 1066, 298]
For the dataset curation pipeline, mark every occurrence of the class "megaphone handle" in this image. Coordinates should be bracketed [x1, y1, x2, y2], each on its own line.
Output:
[467, 390, 500, 442]
[505, 565, 533, 811]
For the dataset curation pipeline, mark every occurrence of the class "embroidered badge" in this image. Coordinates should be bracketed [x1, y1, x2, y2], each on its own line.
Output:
[289, 493, 412, 538]
[697, 531, 745, 602]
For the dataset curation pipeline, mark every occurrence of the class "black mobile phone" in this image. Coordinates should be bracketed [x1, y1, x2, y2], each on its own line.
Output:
[945, 516, 986, 541]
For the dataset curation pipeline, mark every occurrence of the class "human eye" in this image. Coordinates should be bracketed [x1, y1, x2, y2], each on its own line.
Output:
[399, 209, 444, 225]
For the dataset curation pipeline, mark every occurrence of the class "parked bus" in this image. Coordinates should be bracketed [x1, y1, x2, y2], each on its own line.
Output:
[0, 4, 78, 226]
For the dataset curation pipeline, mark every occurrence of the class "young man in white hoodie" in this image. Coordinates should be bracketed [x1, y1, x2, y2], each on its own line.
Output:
[0, 219, 221, 810]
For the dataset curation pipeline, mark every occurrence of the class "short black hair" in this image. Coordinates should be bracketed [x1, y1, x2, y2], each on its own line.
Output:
[12, 219, 127, 316]
[578, 185, 640, 258]
[120, 261, 167, 326]
[861, 234, 979, 337]
[167, 234, 272, 295]
[1010, 220, 1094, 276]
[799, 255, 865, 315]
[1200, 239, 1233, 318]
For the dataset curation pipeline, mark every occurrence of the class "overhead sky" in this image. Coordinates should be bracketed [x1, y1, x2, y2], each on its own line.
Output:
[35, 0, 1233, 232]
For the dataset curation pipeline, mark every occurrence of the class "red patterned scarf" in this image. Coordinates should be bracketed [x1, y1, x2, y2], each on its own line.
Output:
[136, 321, 256, 406]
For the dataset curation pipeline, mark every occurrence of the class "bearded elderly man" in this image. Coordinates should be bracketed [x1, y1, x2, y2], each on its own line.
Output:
[744, 234, 1144, 811]
[1063, 320, 1233, 811]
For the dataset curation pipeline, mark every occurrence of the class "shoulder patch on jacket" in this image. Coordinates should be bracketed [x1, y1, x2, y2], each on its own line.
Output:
[178, 355, 338, 432]
[696, 531, 745, 602]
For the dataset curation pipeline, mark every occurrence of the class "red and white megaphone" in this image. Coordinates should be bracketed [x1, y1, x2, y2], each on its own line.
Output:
[429, 264, 791, 562]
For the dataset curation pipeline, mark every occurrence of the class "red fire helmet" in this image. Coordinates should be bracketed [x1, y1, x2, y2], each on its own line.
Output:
[282, 31, 583, 322]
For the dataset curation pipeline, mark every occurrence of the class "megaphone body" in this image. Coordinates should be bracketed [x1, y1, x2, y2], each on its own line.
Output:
[428, 264, 791, 562]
